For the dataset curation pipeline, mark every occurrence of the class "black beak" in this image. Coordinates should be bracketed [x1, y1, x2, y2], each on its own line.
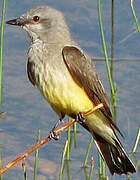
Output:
[6, 18, 26, 26]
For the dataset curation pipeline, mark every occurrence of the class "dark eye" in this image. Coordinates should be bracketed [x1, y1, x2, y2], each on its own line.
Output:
[33, 16, 40, 22]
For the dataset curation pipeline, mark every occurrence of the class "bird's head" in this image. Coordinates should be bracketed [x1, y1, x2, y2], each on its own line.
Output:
[6, 6, 70, 43]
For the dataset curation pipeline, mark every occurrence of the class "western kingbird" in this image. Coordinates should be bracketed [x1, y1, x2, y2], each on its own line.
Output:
[6, 6, 136, 175]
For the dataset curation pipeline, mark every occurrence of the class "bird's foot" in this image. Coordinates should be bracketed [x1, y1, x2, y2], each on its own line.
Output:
[76, 112, 86, 125]
[49, 130, 59, 140]
[49, 116, 64, 140]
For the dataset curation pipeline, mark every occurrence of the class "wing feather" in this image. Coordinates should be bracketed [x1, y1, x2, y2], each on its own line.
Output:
[62, 46, 122, 135]
[27, 59, 36, 86]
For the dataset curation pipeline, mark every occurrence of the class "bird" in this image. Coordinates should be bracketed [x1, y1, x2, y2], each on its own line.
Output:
[6, 6, 136, 175]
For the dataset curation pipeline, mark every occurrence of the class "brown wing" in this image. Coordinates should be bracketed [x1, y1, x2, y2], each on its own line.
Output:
[62, 46, 122, 135]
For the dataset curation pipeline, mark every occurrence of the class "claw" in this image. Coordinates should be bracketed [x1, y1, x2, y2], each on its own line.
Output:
[76, 112, 86, 124]
[49, 130, 59, 140]
[49, 116, 65, 140]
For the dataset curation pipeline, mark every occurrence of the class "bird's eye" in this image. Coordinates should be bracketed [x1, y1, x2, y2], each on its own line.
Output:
[33, 16, 40, 22]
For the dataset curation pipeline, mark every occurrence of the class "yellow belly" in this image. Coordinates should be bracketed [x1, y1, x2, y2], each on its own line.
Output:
[37, 66, 115, 143]
[42, 78, 115, 143]
[43, 77, 94, 116]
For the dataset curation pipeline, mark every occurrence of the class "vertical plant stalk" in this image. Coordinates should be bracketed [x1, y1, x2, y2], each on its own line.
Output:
[33, 130, 40, 180]
[132, 126, 140, 153]
[66, 117, 71, 160]
[88, 157, 94, 180]
[73, 122, 77, 148]
[102, 160, 106, 179]
[83, 168, 89, 180]
[111, 0, 117, 122]
[98, 153, 103, 177]
[83, 137, 94, 168]
[98, 153, 106, 179]
[97, 0, 116, 106]
[33, 148, 39, 180]
[66, 159, 71, 180]
[110, 0, 114, 83]
[0, 0, 6, 110]
[130, 0, 140, 34]
[59, 140, 68, 180]
[133, 153, 140, 172]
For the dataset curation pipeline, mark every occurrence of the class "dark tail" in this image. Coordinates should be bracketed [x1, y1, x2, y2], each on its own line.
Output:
[93, 133, 136, 175]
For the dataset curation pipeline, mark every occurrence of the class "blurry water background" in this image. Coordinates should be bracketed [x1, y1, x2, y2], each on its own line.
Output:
[0, 0, 140, 179]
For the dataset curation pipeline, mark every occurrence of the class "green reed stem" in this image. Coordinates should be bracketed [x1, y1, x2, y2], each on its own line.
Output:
[66, 159, 71, 180]
[88, 157, 94, 180]
[33, 130, 40, 180]
[102, 161, 106, 179]
[126, 176, 131, 180]
[98, 154, 106, 179]
[97, 0, 116, 106]
[67, 118, 71, 160]
[111, 0, 117, 122]
[83, 137, 94, 168]
[73, 122, 77, 148]
[130, 0, 140, 34]
[59, 140, 68, 180]
[98, 154, 102, 176]
[111, 0, 115, 84]
[133, 153, 140, 172]
[33, 149, 39, 180]
[83, 167, 89, 180]
[132, 126, 140, 153]
[0, 0, 6, 110]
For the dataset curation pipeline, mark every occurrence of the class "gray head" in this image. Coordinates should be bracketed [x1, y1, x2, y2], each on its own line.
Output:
[6, 6, 71, 43]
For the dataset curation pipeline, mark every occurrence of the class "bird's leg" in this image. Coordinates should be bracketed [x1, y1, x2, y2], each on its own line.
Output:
[49, 116, 64, 140]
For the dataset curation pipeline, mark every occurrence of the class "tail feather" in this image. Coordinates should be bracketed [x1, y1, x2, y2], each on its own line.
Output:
[93, 133, 136, 175]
